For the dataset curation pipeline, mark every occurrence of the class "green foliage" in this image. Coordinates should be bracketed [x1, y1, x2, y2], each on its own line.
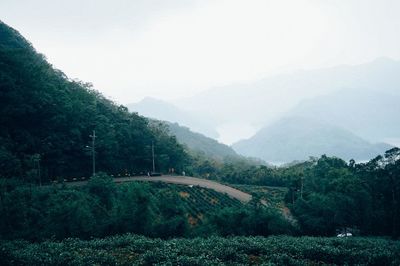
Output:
[1, 235, 399, 265]
[189, 155, 286, 187]
[163, 121, 239, 160]
[0, 174, 296, 241]
[0, 177, 190, 240]
[205, 206, 294, 237]
[287, 152, 400, 238]
[232, 184, 287, 208]
[0, 21, 189, 181]
[145, 181, 242, 221]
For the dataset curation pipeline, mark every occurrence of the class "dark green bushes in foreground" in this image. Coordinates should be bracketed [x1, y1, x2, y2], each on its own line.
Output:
[0, 174, 186, 240]
[0, 174, 291, 241]
[1, 234, 399, 265]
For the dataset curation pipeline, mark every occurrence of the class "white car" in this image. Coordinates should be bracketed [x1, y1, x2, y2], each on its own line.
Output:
[337, 232, 352, 237]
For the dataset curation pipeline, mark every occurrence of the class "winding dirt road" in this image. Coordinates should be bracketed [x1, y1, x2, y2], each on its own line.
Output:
[66, 175, 252, 203]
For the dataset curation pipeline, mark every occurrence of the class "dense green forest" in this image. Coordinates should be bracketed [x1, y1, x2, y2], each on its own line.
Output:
[0, 21, 188, 181]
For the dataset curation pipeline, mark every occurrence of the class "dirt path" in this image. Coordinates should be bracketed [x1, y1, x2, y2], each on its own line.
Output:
[66, 175, 252, 203]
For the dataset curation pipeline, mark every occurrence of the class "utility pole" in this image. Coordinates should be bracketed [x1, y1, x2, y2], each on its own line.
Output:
[152, 141, 155, 173]
[33, 154, 41, 186]
[90, 130, 96, 176]
[300, 175, 304, 199]
[38, 155, 41, 186]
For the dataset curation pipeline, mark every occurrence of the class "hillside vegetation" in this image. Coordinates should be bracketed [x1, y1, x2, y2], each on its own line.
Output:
[162, 121, 239, 160]
[0, 21, 189, 181]
[0, 174, 291, 241]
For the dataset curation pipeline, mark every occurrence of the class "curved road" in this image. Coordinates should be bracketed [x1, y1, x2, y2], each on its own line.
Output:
[67, 175, 252, 203]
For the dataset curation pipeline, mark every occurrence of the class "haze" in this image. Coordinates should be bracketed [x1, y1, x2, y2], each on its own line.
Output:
[1, 0, 400, 104]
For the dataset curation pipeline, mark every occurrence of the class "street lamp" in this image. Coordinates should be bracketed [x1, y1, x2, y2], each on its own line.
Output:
[152, 141, 155, 173]
[32, 154, 41, 186]
[89, 130, 96, 177]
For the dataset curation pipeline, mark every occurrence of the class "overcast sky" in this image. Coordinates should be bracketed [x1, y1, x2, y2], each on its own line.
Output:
[1, 0, 400, 104]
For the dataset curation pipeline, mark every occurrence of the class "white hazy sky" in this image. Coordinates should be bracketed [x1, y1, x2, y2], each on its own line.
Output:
[1, 0, 400, 104]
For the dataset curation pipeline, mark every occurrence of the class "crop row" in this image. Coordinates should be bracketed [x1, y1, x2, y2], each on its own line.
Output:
[233, 184, 287, 207]
[145, 182, 243, 217]
[1, 234, 399, 265]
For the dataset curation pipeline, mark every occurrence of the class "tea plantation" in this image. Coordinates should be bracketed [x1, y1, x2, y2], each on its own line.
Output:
[144, 181, 243, 225]
[1, 234, 399, 265]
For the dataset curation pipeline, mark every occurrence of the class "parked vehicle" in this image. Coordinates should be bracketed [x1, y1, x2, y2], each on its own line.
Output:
[150, 172, 162, 177]
[337, 232, 352, 237]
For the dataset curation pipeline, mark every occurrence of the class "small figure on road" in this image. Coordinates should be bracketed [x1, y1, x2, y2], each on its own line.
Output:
[182, 171, 185, 176]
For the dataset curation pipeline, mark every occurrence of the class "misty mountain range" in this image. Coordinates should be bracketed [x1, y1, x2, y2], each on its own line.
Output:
[286, 88, 400, 143]
[232, 116, 392, 163]
[128, 58, 400, 163]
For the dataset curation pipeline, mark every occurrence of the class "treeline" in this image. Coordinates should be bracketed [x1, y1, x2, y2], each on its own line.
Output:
[187, 155, 285, 186]
[0, 21, 188, 181]
[186, 148, 400, 239]
[289, 148, 400, 238]
[0, 174, 293, 241]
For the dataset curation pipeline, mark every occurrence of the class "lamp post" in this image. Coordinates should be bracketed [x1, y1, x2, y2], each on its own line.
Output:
[33, 154, 41, 186]
[152, 141, 155, 173]
[89, 130, 96, 177]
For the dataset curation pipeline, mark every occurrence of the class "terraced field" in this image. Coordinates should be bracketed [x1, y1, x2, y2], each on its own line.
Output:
[231, 184, 287, 208]
[142, 181, 243, 226]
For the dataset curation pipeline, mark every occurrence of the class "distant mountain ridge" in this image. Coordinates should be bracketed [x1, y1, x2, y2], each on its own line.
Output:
[232, 116, 392, 163]
[151, 120, 240, 160]
[127, 97, 219, 138]
[286, 88, 400, 143]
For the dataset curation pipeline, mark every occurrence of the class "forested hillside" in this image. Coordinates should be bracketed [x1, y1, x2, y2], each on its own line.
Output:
[163, 121, 239, 160]
[0, 21, 189, 181]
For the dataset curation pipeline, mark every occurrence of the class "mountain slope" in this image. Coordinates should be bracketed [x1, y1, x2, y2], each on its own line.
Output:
[127, 97, 219, 138]
[0, 21, 188, 180]
[232, 117, 391, 163]
[163, 121, 239, 160]
[286, 88, 400, 143]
